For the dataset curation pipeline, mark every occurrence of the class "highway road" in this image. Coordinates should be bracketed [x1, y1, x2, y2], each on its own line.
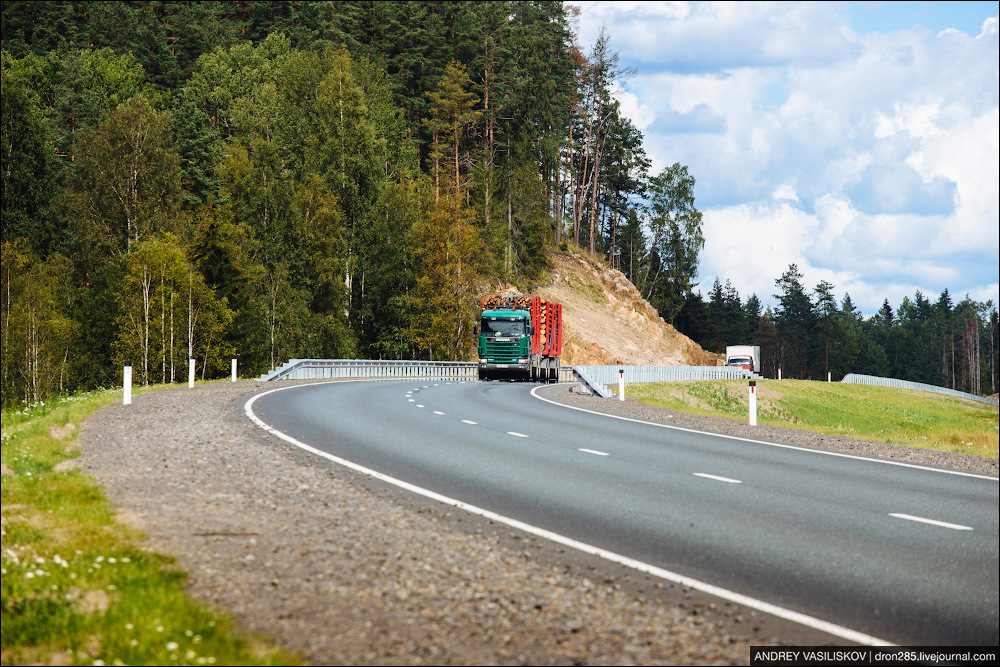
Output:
[247, 379, 999, 646]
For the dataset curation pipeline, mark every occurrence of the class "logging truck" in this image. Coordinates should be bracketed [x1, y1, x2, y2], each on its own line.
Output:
[475, 294, 563, 382]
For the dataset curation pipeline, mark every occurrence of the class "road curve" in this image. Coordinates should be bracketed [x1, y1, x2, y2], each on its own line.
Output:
[248, 379, 999, 646]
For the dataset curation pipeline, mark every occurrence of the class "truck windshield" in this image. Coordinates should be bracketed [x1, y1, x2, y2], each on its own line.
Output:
[727, 357, 752, 366]
[481, 318, 525, 336]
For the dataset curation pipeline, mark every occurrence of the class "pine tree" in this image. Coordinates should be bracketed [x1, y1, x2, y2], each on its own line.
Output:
[172, 89, 219, 208]
[1, 58, 59, 255]
[774, 264, 815, 378]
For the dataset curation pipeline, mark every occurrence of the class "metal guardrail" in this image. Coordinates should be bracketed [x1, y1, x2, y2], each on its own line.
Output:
[572, 365, 760, 385]
[260, 359, 479, 381]
[261, 359, 761, 395]
[261, 359, 578, 383]
[841, 373, 999, 407]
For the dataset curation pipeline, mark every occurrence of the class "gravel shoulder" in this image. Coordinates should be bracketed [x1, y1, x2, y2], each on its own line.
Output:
[76, 379, 997, 666]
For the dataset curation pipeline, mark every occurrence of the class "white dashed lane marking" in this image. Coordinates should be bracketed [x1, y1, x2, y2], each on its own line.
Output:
[693, 473, 742, 484]
[889, 513, 973, 531]
[579, 448, 609, 456]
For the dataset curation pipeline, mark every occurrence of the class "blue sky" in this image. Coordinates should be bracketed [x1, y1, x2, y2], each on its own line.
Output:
[572, 1, 999, 315]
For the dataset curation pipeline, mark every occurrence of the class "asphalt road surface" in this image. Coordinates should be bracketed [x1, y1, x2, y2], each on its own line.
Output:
[249, 379, 999, 646]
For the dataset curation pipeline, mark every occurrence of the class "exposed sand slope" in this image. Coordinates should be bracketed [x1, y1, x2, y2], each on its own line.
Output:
[534, 250, 722, 367]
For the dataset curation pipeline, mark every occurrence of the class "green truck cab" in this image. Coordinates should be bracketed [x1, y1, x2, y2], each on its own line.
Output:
[476, 295, 562, 382]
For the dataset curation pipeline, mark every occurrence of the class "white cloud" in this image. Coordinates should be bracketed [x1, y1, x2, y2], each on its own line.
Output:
[772, 182, 799, 202]
[576, 1, 999, 314]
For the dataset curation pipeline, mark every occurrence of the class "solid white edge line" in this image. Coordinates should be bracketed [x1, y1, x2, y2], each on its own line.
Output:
[694, 472, 742, 484]
[245, 381, 894, 647]
[889, 513, 974, 531]
[530, 385, 998, 482]
[579, 448, 610, 456]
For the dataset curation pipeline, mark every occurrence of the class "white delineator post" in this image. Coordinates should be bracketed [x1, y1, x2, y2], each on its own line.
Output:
[619, 368, 625, 402]
[123, 365, 132, 405]
[188, 358, 196, 388]
[232, 358, 238, 382]
[749, 380, 757, 426]
[778, 367, 782, 381]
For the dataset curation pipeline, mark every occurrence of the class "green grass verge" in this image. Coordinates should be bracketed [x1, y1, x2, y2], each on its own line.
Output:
[626, 379, 999, 459]
[2, 386, 300, 666]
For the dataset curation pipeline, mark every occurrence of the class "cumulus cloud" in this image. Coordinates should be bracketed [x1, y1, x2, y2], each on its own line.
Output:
[575, 1, 999, 314]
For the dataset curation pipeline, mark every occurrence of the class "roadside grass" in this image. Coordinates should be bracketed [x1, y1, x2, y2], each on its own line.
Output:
[626, 379, 999, 459]
[1, 386, 299, 666]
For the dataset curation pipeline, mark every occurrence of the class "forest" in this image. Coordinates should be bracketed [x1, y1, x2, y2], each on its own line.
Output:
[2, 0, 997, 408]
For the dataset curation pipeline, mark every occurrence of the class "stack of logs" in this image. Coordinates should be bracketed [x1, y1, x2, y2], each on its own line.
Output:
[482, 293, 533, 311]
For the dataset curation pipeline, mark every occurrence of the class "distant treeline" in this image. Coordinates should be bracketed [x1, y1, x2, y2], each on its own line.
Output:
[675, 266, 997, 396]
[1, 1, 995, 407]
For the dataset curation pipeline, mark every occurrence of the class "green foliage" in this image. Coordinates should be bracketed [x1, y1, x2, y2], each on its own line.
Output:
[641, 163, 704, 326]
[773, 264, 816, 379]
[69, 97, 182, 254]
[408, 189, 485, 361]
[1, 241, 78, 407]
[408, 63, 485, 360]
[171, 89, 219, 208]
[113, 236, 233, 386]
[1, 57, 59, 255]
